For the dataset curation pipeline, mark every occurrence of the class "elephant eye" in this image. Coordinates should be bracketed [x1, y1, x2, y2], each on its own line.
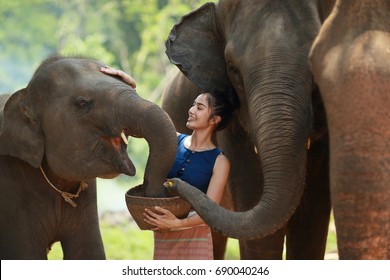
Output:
[74, 96, 92, 109]
[228, 64, 239, 74]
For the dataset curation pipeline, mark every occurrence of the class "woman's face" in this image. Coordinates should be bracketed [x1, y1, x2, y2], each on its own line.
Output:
[186, 94, 215, 130]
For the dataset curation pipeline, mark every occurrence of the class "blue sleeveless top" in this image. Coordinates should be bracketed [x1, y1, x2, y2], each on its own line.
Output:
[167, 134, 222, 194]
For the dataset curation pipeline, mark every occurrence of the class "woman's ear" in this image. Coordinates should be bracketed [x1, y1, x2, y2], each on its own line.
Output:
[0, 89, 44, 168]
[210, 115, 222, 126]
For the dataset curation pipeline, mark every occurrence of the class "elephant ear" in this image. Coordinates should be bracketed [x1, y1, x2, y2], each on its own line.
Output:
[0, 89, 44, 168]
[165, 2, 231, 92]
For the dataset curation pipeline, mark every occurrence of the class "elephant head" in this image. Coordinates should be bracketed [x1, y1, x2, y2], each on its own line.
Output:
[0, 56, 177, 197]
[164, 1, 330, 239]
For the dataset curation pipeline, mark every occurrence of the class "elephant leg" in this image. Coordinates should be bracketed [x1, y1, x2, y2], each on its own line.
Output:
[61, 222, 105, 260]
[240, 227, 287, 260]
[1, 227, 48, 259]
[212, 231, 228, 259]
[286, 142, 331, 259]
[285, 86, 331, 260]
[212, 184, 233, 259]
[61, 185, 106, 260]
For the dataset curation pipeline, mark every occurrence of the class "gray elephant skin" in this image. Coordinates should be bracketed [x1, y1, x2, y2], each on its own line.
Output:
[0, 56, 177, 259]
[309, 0, 390, 259]
[162, 0, 334, 260]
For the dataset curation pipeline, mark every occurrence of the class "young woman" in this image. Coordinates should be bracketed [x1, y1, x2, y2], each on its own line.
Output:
[101, 66, 237, 259]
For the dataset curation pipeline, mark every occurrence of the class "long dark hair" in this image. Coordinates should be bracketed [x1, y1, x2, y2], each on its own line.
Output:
[205, 87, 239, 131]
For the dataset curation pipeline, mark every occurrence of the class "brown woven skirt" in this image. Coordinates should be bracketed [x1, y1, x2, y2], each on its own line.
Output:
[153, 224, 213, 260]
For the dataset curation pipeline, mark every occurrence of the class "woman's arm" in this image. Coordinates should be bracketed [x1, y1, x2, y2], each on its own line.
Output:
[143, 154, 230, 230]
[206, 153, 230, 204]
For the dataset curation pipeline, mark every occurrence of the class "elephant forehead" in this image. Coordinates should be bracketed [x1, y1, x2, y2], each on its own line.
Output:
[219, 1, 320, 48]
[32, 57, 103, 85]
[32, 63, 120, 94]
[47, 56, 101, 71]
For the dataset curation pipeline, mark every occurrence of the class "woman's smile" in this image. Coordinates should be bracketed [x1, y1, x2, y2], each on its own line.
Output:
[187, 114, 195, 122]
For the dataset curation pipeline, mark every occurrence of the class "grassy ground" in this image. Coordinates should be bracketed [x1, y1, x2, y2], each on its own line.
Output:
[48, 211, 338, 260]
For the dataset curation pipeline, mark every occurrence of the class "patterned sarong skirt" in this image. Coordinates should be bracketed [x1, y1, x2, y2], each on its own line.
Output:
[153, 224, 213, 260]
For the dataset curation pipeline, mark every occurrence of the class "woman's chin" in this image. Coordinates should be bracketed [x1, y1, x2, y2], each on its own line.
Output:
[186, 121, 195, 130]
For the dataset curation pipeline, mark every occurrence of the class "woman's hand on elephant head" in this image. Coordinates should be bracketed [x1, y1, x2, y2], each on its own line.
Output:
[100, 66, 137, 89]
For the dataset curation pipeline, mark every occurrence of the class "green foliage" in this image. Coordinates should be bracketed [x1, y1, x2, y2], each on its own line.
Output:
[47, 214, 337, 260]
[325, 212, 338, 255]
[0, 0, 215, 97]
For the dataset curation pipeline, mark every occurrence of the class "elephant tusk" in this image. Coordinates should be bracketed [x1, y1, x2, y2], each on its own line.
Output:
[254, 146, 258, 154]
[121, 131, 129, 145]
[307, 137, 311, 150]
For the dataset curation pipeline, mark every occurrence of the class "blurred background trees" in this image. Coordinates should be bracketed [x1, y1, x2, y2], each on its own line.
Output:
[0, 0, 215, 189]
[0, 0, 213, 96]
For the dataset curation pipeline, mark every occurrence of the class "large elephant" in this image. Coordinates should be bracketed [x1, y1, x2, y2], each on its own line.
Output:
[309, 0, 390, 259]
[0, 56, 177, 259]
[161, 0, 334, 259]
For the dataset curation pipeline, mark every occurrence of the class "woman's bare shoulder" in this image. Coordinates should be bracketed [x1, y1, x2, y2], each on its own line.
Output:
[215, 153, 230, 169]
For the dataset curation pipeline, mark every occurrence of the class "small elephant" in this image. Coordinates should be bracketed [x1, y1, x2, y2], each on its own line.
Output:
[309, 0, 390, 259]
[162, 0, 334, 259]
[0, 56, 177, 259]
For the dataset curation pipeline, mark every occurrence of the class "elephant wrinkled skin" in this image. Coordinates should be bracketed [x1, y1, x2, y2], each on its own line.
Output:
[0, 56, 177, 259]
[162, 0, 333, 259]
[309, 0, 390, 259]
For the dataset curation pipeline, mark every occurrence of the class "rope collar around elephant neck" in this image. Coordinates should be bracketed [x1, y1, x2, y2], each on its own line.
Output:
[39, 166, 88, 207]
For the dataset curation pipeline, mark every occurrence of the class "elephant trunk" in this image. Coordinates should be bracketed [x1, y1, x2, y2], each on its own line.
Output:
[173, 58, 313, 239]
[119, 93, 177, 197]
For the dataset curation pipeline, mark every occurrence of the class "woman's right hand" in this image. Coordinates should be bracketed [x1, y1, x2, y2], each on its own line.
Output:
[143, 206, 183, 231]
[100, 65, 137, 89]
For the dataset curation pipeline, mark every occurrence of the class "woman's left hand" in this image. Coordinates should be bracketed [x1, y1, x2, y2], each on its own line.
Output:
[143, 206, 182, 231]
[100, 65, 137, 89]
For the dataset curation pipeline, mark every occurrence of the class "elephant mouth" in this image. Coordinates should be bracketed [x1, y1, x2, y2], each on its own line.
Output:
[110, 130, 129, 151]
[101, 129, 136, 178]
